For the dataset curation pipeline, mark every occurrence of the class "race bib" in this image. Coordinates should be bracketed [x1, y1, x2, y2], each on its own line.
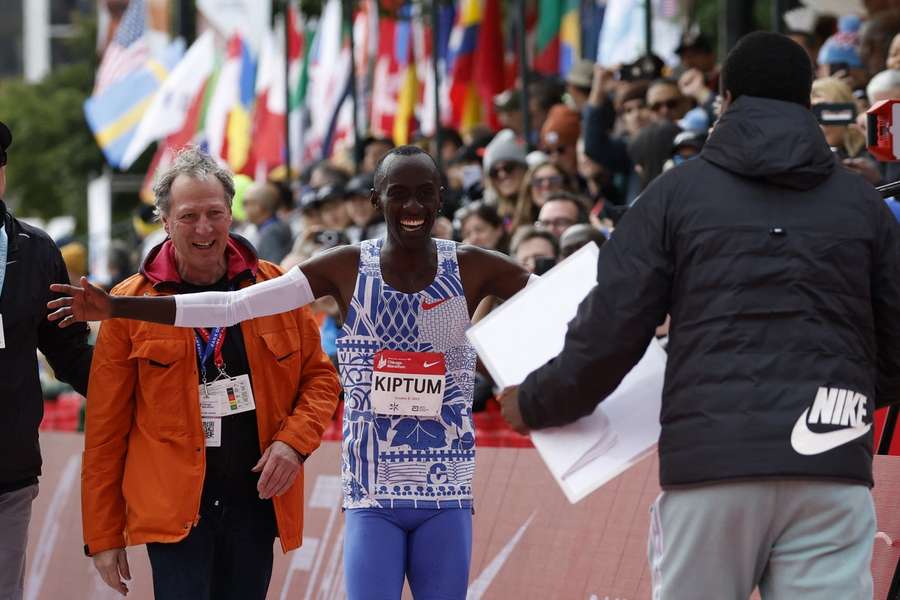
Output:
[198, 374, 255, 418]
[370, 350, 445, 417]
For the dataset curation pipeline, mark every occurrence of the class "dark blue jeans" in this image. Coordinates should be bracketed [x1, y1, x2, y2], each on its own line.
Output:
[146, 499, 277, 600]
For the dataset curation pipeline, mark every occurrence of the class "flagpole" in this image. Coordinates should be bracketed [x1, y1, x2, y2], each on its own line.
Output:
[283, 0, 292, 176]
[345, 0, 362, 173]
[644, 0, 653, 57]
[431, 0, 444, 172]
[516, 0, 532, 152]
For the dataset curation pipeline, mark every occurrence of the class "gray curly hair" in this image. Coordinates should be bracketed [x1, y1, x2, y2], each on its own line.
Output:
[153, 146, 235, 219]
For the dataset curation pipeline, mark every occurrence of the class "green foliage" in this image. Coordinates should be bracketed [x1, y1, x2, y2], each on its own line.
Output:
[0, 15, 104, 226]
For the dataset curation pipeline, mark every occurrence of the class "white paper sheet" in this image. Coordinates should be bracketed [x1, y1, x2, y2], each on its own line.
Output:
[466, 241, 667, 503]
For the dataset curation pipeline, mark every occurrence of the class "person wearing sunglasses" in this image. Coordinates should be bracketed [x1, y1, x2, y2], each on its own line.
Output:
[647, 80, 690, 123]
[540, 104, 582, 181]
[481, 129, 527, 226]
[510, 160, 572, 232]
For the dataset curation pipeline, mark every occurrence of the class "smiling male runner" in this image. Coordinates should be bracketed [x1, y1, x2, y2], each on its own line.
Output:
[49, 146, 532, 600]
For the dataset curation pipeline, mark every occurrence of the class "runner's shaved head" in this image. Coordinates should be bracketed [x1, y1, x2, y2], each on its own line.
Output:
[373, 145, 440, 193]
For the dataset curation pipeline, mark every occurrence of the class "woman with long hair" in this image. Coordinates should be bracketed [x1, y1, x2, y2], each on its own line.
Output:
[510, 160, 572, 233]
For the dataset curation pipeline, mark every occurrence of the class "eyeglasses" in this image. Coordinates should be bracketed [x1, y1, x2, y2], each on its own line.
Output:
[535, 217, 576, 230]
[532, 175, 563, 189]
[650, 98, 680, 113]
[543, 145, 570, 156]
[489, 162, 523, 179]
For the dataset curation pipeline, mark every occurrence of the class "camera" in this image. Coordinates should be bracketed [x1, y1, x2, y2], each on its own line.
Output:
[812, 102, 856, 127]
[314, 229, 348, 249]
[615, 55, 665, 82]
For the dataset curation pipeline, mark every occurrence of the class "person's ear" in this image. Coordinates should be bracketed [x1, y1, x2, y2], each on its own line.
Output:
[370, 188, 380, 210]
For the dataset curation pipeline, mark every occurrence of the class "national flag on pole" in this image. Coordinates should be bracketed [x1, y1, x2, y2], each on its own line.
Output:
[289, 12, 316, 172]
[204, 34, 257, 171]
[120, 30, 216, 170]
[225, 37, 257, 172]
[559, 0, 581, 75]
[534, 0, 562, 75]
[251, 19, 288, 174]
[94, 0, 151, 93]
[597, 0, 681, 67]
[84, 40, 185, 169]
[393, 7, 417, 145]
[474, 0, 504, 130]
[447, 0, 482, 132]
[306, 0, 352, 161]
[419, 2, 455, 136]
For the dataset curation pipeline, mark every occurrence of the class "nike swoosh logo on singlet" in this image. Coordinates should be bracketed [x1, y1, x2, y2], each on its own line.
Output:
[422, 298, 451, 310]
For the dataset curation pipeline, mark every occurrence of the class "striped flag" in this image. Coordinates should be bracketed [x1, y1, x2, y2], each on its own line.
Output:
[94, 0, 150, 94]
[447, 0, 482, 132]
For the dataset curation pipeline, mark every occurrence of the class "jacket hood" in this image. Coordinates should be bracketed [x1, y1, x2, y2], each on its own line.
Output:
[141, 232, 259, 289]
[701, 96, 836, 191]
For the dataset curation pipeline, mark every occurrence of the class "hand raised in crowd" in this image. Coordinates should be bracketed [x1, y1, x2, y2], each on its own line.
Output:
[678, 68, 712, 104]
[253, 440, 304, 499]
[588, 64, 618, 106]
[92, 548, 131, 596]
[47, 276, 113, 326]
[497, 386, 530, 436]
[843, 157, 881, 185]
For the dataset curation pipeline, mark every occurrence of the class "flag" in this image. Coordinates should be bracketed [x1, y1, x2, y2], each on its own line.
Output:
[534, 0, 562, 75]
[393, 8, 417, 145]
[447, 0, 482, 132]
[84, 40, 185, 169]
[120, 30, 216, 170]
[559, 0, 581, 75]
[251, 19, 288, 174]
[288, 12, 316, 172]
[370, 17, 401, 138]
[474, 0, 504, 130]
[94, 0, 150, 93]
[597, 0, 681, 67]
[419, 2, 455, 135]
[306, 0, 352, 161]
[225, 37, 257, 172]
[204, 34, 257, 171]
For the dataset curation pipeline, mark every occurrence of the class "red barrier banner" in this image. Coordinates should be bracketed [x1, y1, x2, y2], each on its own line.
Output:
[22, 432, 900, 599]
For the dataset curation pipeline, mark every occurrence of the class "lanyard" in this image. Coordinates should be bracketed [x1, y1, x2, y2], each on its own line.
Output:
[194, 327, 227, 383]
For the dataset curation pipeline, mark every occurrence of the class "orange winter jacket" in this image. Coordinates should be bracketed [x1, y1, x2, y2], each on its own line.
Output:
[82, 236, 340, 555]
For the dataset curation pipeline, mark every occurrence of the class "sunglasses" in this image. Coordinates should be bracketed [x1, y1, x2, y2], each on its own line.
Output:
[489, 162, 523, 179]
[543, 145, 570, 156]
[650, 98, 680, 113]
[533, 175, 563, 189]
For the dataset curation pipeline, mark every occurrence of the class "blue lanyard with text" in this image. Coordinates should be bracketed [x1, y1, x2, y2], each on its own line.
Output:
[194, 326, 226, 384]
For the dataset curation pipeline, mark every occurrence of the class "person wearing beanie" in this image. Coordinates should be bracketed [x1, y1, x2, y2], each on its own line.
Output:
[817, 14, 868, 88]
[540, 104, 581, 180]
[0, 120, 93, 600]
[482, 129, 527, 225]
[504, 31, 899, 599]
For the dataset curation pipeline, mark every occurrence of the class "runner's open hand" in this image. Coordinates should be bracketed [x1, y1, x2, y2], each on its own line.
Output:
[47, 276, 113, 326]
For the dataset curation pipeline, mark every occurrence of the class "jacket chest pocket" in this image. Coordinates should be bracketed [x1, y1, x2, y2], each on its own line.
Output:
[129, 338, 191, 429]
[257, 327, 302, 395]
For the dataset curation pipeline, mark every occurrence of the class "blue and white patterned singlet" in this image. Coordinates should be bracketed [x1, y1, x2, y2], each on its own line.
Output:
[337, 238, 478, 509]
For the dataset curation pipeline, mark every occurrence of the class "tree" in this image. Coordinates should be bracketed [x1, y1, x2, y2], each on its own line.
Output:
[0, 15, 105, 227]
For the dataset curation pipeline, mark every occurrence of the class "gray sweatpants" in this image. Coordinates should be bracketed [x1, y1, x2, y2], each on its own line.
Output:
[648, 479, 875, 600]
[0, 484, 38, 600]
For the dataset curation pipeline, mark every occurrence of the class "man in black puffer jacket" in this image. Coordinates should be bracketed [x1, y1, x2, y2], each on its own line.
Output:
[502, 33, 900, 599]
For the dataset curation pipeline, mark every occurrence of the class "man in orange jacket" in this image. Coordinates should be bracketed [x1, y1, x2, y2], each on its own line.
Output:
[83, 148, 340, 599]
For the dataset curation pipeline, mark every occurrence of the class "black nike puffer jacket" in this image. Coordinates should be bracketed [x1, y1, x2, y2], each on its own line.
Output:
[518, 96, 900, 488]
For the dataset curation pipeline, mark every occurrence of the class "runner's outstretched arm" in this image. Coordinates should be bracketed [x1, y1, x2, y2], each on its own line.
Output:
[47, 245, 350, 328]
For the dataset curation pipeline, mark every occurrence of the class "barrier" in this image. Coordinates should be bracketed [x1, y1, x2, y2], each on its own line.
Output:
[22, 432, 900, 599]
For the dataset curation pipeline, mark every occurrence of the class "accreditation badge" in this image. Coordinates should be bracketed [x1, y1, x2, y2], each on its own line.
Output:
[370, 349, 445, 417]
[202, 417, 222, 447]
[201, 374, 256, 418]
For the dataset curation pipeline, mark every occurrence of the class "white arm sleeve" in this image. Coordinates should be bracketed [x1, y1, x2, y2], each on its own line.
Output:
[173, 266, 316, 327]
[527, 274, 540, 286]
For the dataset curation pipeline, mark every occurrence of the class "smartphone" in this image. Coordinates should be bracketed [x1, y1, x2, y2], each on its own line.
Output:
[812, 102, 856, 126]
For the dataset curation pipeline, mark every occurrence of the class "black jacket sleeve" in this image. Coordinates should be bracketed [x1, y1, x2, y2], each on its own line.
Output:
[37, 241, 92, 396]
[517, 177, 674, 429]
[582, 103, 633, 178]
[871, 186, 900, 408]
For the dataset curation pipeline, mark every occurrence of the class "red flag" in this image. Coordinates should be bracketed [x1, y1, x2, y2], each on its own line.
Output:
[474, 0, 504, 130]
